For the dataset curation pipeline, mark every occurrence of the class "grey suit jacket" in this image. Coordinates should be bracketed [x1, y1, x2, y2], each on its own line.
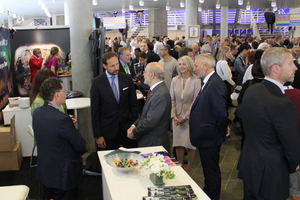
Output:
[133, 82, 171, 152]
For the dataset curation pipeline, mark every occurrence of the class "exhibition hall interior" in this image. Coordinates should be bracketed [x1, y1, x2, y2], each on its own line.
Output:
[0, 0, 300, 199]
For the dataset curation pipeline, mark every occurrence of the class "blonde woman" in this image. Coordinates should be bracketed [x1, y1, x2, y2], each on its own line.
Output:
[216, 46, 236, 107]
[44, 47, 59, 77]
[170, 56, 201, 175]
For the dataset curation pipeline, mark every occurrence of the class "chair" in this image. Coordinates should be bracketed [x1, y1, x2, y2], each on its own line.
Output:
[27, 125, 39, 198]
[0, 185, 30, 200]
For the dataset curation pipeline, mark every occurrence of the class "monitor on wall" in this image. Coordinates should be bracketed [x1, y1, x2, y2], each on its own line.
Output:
[103, 17, 126, 29]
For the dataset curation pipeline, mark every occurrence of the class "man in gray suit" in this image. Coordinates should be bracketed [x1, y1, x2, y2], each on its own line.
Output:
[127, 62, 171, 152]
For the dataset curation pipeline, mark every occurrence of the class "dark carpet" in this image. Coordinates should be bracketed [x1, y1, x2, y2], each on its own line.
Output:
[0, 157, 103, 200]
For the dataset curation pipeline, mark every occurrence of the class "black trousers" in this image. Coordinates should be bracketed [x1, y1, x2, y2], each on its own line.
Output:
[97, 124, 138, 151]
[224, 81, 233, 108]
[267, 23, 274, 34]
[198, 146, 221, 200]
[43, 185, 78, 200]
[243, 185, 269, 200]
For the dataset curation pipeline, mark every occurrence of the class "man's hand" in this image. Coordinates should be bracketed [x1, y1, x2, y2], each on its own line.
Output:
[177, 118, 186, 126]
[226, 126, 230, 137]
[96, 136, 106, 148]
[72, 118, 77, 126]
[127, 126, 136, 140]
[174, 116, 179, 126]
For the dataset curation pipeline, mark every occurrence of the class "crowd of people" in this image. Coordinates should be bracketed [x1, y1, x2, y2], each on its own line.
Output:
[29, 32, 300, 200]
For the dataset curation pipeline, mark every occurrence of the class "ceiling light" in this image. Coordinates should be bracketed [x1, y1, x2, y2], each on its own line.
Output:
[271, 1, 276, 7]
[93, 0, 97, 6]
[216, 3, 220, 9]
[22, 17, 24, 21]
[180, 2, 185, 7]
[17, 16, 21, 20]
[166, 5, 171, 11]
[122, 8, 125, 13]
[198, 6, 202, 12]
[129, 5, 134, 10]
[238, 0, 243, 5]
[154, 0, 158, 1]
[139, 0, 144, 6]
[246, 4, 250, 10]
[13, 14, 16, 18]
[273, 6, 277, 11]
[199, 0, 204, 3]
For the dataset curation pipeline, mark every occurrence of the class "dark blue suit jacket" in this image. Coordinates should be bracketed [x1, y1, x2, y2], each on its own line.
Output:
[189, 72, 228, 148]
[33, 103, 86, 191]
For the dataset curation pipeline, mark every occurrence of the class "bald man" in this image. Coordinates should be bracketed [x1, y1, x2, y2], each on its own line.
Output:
[127, 62, 171, 152]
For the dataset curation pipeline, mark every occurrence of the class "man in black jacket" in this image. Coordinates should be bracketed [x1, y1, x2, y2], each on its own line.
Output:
[264, 9, 276, 34]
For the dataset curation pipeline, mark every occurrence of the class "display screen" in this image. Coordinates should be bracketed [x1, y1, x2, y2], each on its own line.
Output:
[103, 17, 126, 29]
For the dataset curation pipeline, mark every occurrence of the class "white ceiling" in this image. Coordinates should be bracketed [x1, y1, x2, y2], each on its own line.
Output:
[1, 0, 300, 23]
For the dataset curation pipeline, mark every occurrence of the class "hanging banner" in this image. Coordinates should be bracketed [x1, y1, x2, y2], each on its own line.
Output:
[276, 13, 300, 27]
[0, 27, 12, 115]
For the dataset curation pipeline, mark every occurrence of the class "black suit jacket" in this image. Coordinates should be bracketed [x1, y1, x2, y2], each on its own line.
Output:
[238, 80, 300, 199]
[264, 11, 275, 24]
[189, 73, 228, 148]
[292, 60, 300, 89]
[90, 72, 139, 139]
[119, 61, 136, 78]
[33, 103, 86, 191]
[146, 51, 160, 63]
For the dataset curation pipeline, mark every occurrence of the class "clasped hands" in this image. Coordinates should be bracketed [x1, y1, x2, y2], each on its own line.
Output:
[127, 126, 136, 140]
[174, 116, 185, 126]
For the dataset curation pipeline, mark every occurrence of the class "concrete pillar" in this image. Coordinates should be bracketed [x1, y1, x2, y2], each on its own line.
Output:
[148, 9, 167, 39]
[64, 2, 69, 26]
[198, 9, 203, 42]
[185, 0, 198, 46]
[220, 6, 228, 40]
[290, 7, 300, 38]
[69, 0, 95, 151]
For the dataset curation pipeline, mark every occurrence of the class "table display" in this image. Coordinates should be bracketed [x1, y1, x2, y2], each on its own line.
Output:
[98, 146, 210, 200]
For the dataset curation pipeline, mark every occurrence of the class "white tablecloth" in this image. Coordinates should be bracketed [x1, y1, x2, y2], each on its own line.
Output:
[98, 146, 210, 200]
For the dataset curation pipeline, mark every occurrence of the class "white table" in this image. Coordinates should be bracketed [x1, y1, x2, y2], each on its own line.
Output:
[2, 105, 34, 157]
[0, 185, 29, 200]
[98, 146, 210, 200]
[66, 97, 90, 120]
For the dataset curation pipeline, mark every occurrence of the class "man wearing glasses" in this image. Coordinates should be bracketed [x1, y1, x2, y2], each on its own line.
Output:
[33, 77, 86, 200]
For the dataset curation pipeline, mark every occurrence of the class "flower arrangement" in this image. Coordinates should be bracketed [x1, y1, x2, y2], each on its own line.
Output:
[142, 153, 175, 180]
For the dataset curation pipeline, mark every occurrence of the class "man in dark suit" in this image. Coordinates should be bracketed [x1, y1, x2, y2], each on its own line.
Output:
[90, 52, 139, 150]
[33, 77, 86, 200]
[118, 47, 135, 78]
[140, 41, 160, 63]
[264, 9, 276, 34]
[238, 47, 300, 199]
[190, 54, 228, 200]
[127, 62, 171, 152]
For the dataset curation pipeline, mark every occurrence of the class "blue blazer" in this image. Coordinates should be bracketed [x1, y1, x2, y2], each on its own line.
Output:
[189, 72, 228, 148]
[33, 103, 86, 191]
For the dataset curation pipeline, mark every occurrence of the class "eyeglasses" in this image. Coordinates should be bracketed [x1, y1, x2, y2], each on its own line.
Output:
[58, 90, 71, 96]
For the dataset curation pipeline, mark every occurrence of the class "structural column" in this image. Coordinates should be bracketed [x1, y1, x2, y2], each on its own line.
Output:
[64, 2, 70, 25]
[220, 6, 228, 40]
[69, 0, 95, 150]
[148, 9, 167, 39]
[185, 0, 198, 46]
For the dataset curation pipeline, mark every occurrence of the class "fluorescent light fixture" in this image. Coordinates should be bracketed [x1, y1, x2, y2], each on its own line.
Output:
[198, 6, 202, 12]
[246, 4, 250, 10]
[216, 3, 220, 9]
[139, 0, 144, 6]
[271, 1, 276, 7]
[93, 0, 97, 6]
[129, 5, 134, 10]
[166, 5, 171, 11]
[238, 0, 243, 5]
[180, 2, 185, 7]
[122, 8, 125, 13]
[199, 0, 204, 3]
[154, 0, 158, 1]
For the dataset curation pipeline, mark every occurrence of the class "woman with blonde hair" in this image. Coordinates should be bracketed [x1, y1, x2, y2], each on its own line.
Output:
[216, 46, 236, 107]
[44, 47, 59, 77]
[170, 56, 201, 175]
